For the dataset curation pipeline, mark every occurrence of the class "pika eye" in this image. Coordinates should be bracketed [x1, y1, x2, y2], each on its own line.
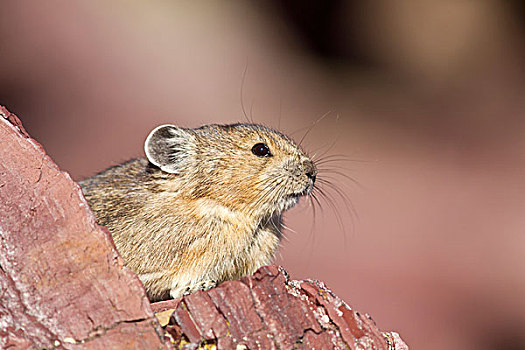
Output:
[251, 143, 272, 157]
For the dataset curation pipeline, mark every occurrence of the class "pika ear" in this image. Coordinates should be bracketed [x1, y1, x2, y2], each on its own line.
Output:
[144, 124, 194, 174]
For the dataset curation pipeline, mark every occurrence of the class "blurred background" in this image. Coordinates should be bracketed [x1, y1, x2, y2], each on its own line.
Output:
[1, 1, 525, 349]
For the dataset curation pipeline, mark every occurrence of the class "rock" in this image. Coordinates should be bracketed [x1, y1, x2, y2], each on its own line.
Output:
[154, 265, 409, 350]
[0, 106, 170, 349]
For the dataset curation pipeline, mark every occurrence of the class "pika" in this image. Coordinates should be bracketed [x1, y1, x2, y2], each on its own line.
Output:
[79, 123, 316, 301]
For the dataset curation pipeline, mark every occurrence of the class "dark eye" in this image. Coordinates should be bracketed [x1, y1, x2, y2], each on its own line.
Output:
[251, 143, 272, 157]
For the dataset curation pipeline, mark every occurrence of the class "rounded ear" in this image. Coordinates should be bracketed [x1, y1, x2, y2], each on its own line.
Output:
[144, 124, 194, 174]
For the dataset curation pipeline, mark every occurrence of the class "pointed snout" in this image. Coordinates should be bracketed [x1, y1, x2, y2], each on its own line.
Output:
[302, 159, 317, 183]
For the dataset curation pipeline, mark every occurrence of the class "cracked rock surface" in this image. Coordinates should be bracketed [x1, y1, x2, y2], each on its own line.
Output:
[152, 266, 409, 350]
[0, 106, 170, 349]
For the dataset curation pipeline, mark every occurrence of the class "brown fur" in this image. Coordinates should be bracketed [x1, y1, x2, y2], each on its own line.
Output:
[79, 123, 316, 301]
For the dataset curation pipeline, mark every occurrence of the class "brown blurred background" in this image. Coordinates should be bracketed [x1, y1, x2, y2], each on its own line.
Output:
[2, 1, 525, 349]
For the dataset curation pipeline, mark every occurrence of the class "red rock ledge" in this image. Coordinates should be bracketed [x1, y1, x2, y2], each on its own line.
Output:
[0, 106, 169, 349]
[151, 265, 408, 350]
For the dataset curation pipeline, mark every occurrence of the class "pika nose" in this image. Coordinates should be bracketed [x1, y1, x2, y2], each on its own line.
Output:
[303, 159, 317, 183]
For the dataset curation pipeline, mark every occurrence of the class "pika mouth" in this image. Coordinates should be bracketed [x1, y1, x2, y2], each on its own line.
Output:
[299, 181, 315, 196]
[288, 181, 314, 199]
[277, 179, 315, 211]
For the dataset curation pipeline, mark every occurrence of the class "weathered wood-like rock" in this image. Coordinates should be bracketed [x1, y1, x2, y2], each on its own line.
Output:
[152, 266, 408, 350]
[0, 106, 170, 349]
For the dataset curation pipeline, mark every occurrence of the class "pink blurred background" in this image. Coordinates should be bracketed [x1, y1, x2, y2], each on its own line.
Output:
[2, 1, 525, 349]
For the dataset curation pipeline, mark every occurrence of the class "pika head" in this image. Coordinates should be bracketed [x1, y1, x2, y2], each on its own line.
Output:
[144, 123, 316, 219]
